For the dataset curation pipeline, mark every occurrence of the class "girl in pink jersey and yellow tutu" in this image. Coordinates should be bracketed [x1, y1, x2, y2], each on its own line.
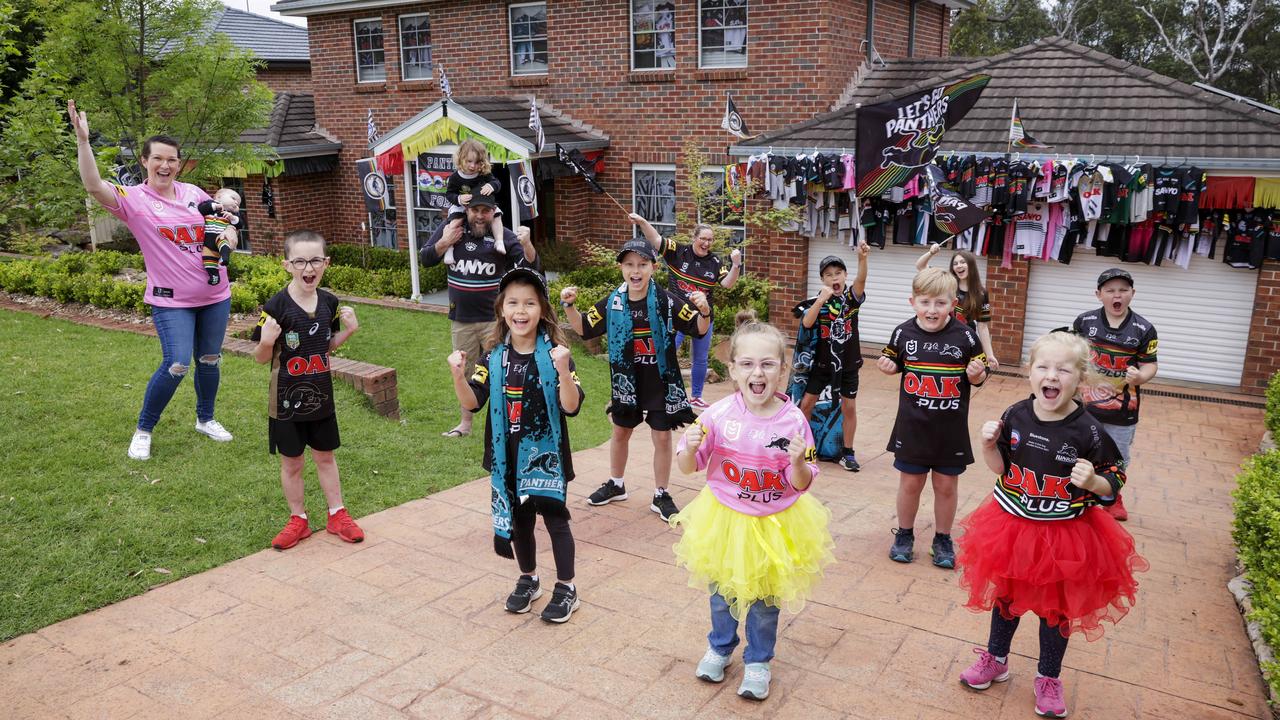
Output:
[671, 321, 835, 702]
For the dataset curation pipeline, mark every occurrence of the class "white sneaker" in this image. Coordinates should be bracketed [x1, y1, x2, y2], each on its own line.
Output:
[195, 419, 233, 442]
[128, 430, 152, 460]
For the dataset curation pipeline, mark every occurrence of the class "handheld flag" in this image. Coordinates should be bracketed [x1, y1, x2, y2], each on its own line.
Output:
[439, 65, 453, 100]
[1009, 99, 1051, 149]
[925, 164, 989, 237]
[556, 143, 604, 194]
[721, 92, 750, 139]
[366, 109, 379, 144]
[528, 96, 545, 153]
[855, 74, 991, 197]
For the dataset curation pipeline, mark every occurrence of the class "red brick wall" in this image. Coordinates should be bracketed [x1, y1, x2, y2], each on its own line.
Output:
[986, 255, 1029, 366]
[1241, 260, 1280, 394]
[236, 172, 339, 256]
[257, 66, 314, 94]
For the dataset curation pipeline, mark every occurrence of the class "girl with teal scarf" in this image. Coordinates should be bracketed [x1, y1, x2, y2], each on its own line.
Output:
[447, 268, 586, 624]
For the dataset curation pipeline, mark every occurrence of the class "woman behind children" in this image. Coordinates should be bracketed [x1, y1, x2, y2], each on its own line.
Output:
[956, 331, 1148, 718]
[916, 244, 999, 370]
[672, 321, 835, 702]
[447, 268, 585, 624]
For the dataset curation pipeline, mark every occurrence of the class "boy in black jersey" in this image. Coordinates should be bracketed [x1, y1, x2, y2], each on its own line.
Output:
[252, 230, 363, 550]
[795, 247, 870, 471]
[1071, 268, 1158, 522]
[877, 268, 989, 569]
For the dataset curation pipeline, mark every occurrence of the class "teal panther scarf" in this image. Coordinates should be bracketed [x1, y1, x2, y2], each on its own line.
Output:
[605, 281, 691, 419]
[488, 331, 564, 557]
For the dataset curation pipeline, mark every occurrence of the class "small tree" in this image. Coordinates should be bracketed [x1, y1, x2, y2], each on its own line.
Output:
[670, 140, 797, 255]
[0, 0, 274, 232]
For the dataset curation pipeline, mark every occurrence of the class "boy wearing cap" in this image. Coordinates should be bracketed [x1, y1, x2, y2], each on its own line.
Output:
[422, 195, 534, 439]
[794, 242, 871, 472]
[561, 239, 710, 520]
[1071, 268, 1158, 521]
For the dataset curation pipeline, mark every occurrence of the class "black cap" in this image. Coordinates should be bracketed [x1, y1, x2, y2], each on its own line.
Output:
[616, 239, 658, 263]
[1096, 268, 1134, 289]
[465, 193, 498, 209]
[819, 255, 847, 274]
[498, 266, 548, 295]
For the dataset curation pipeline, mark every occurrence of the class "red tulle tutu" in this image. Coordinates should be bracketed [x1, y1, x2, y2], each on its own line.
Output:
[957, 499, 1150, 641]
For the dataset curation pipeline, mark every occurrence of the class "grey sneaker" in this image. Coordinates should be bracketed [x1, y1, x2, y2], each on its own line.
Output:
[737, 662, 771, 700]
[504, 575, 542, 613]
[695, 647, 732, 683]
[931, 534, 956, 569]
[890, 528, 914, 563]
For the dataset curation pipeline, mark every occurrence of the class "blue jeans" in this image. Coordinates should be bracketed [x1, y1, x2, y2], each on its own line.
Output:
[708, 591, 779, 664]
[675, 320, 714, 399]
[138, 299, 231, 431]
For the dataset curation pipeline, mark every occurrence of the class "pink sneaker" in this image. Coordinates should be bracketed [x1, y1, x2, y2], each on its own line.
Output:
[689, 397, 710, 410]
[1034, 676, 1068, 717]
[958, 648, 1010, 690]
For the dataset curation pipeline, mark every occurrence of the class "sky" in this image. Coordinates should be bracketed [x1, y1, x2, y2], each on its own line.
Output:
[221, 0, 307, 27]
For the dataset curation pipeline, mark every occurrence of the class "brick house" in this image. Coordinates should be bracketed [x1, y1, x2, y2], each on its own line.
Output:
[263, 0, 962, 256]
[735, 37, 1280, 394]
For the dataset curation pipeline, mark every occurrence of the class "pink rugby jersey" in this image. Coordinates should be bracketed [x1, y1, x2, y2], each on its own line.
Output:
[104, 181, 228, 308]
[678, 393, 820, 516]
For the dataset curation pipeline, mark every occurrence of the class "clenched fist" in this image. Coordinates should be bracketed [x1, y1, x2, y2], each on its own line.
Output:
[981, 419, 1002, 448]
[560, 286, 578, 306]
[684, 420, 706, 452]
[260, 315, 282, 343]
[447, 350, 468, 377]
[550, 344, 572, 374]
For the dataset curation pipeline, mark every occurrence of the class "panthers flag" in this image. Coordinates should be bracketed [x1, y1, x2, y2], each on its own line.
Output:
[855, 74, 991, 198]
[924, 164, 988, 237]
[721, 92, 750, 139]
[555, 143, 604, 194]
[514, 159, 538, 221]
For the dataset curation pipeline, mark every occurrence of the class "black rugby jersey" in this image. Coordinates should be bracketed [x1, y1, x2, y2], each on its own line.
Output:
[253, 288, 341, 422]
[1071, 309, 1158, 426]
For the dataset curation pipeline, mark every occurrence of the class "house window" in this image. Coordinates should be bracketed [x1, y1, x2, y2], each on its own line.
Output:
[509, 3, 548, 75]
[698, 0, 747, 68]
[354, 19, 386, 83]
[631, 0, 675, 70]
[219, 177, 251, 253]
[633, 165, 677, 238]
[699, 167, 745, 245]
[399, 14, 432, 80]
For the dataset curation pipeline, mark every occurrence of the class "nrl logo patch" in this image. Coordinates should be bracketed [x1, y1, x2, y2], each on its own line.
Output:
[905, 339, 918, 355]
[285, 331, 300, 350]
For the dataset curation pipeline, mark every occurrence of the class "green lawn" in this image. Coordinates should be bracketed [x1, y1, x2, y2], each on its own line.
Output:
[0, 304, 614, 641]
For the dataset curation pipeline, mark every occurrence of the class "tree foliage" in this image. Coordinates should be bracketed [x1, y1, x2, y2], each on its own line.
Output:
[0, 0, 275, 231]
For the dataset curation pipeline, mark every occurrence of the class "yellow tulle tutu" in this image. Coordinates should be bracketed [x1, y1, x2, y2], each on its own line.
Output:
[670, 486, 835, 619]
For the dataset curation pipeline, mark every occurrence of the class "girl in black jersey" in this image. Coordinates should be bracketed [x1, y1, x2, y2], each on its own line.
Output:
[956, 332, 1148, 718]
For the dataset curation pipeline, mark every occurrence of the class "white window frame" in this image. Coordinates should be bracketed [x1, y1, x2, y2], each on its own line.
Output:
[398, 13, 433, 81]
[632, 163, 677, 239]
[697, 0, 748, 69]
[508, 2, 548, 76]
[353, 18, 386, 83]
[698, 165, 746, 245]
[629, 0, 676, 72]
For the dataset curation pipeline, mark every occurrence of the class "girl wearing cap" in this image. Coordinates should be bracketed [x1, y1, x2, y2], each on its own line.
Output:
[916, 243, 999, 370]
[560, 237, 710, 521]
[447, 267, 586, 623]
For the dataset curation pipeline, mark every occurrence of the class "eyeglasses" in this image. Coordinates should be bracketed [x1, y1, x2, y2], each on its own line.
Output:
[287, 257, 327, 270]
[733, 359, 781, 373]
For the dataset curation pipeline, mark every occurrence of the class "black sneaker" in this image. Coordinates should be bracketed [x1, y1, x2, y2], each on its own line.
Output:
[889, 528, 914, 563]
[540, 582, 580, 623]
[931, 534, 956, 569]
[651, 489, 679, 520]
[504, 575, 541, 613]
[838, 452, 861, 472]
[587, 479, 628, 506]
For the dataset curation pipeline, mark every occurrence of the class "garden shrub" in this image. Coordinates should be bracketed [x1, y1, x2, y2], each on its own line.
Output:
[1232, 449, 1280, 698]
[1266, 371, 1280, 441]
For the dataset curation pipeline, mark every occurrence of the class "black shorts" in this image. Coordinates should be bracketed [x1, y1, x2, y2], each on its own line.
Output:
[609, 404, 686, 431]
[269, 414, 341, 457]
[804, 361, 861, 399]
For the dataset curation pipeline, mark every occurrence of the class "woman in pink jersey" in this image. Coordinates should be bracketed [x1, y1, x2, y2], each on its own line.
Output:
[671, 321, 834, 702]
[70, 101, 237, 461]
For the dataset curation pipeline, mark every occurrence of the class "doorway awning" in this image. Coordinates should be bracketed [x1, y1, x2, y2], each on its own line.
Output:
[369, 95, 609, 167]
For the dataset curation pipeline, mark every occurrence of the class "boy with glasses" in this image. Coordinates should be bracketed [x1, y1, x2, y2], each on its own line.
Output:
[251, 230, 364, 549]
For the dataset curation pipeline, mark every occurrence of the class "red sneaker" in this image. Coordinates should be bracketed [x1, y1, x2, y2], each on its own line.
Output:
[272, 515, 312, 550]
[326, 508, 365, 543]
[1106, 494, 1129, 521]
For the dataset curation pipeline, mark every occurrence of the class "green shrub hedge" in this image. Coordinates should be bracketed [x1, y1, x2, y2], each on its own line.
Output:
[1232, 449, 1280, 698]
[0, 247, 439, 315]
[548, 265, 772, 327]
[1265, 371, 1280, 441]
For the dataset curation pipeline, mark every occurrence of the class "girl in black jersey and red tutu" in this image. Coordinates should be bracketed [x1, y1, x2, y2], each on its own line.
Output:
[956, 331, 1148, 718]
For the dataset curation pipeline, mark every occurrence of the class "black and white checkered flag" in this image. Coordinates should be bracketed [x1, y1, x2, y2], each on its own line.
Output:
[438, 65, 453, 100]
[528, 96, 545, 153]
[721, 91, 750, 139]
[366, 108, 379, 144]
